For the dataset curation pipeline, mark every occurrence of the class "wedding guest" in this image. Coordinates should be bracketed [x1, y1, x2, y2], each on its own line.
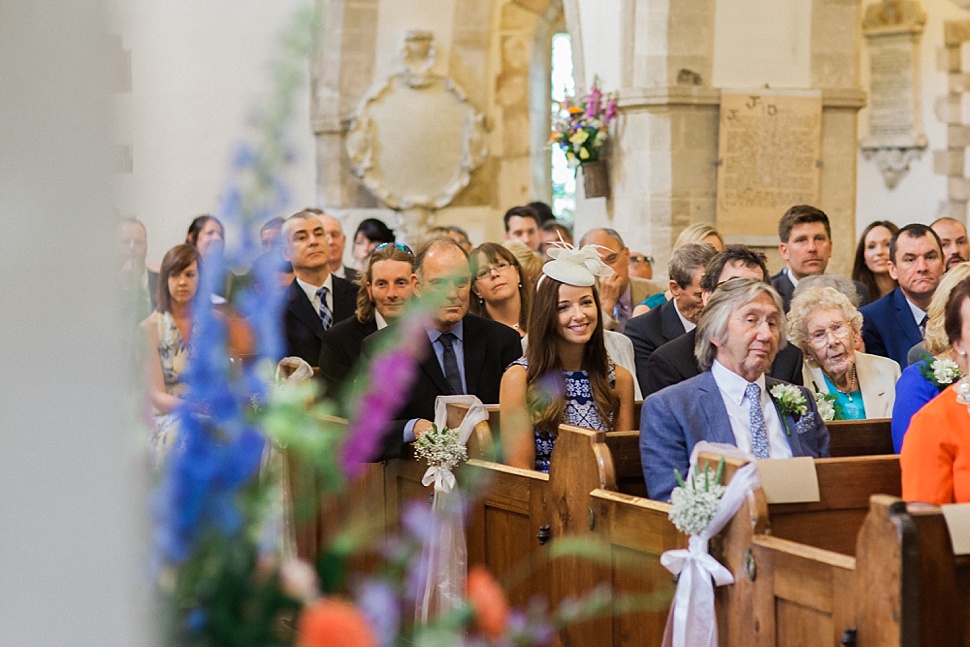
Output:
[119, 217, 158, 321]
[504, 205, 542, 252]
[140, 244, 200, 463]
[281, 210, 357, 365]
[931, 216, 970, 271]
[351, 217, 395, 273]
[527, 200, 555, 225]
[901, 274, 970, 504]
[628, 252, 654, 280]
[446, 226, 473, 253]
[186, 214, 225, 258]
[260, 217, 284, 253]
[318, 242, 416, 398]
[502, 239, 543, 286]
[469, 242, 533, 336]
[861, 224, 944, 367]
[501, 244, 635, 472]
[788, 286, 899, 420]
[643, 245, 804, 397]
[579, 228, 663, 333]
[635, 224, 723, 314]
[673, 223, 725, 253]
[891, 262, 970, 452]
[771, 205, 870, 311]
[641, 278, 829, 502]
[364, 237, 523, 461]
[852, 221, 898, 301]
[317, 210, 355, 281]
[625, 242, 717, 375]
[540, 220, 573, 258]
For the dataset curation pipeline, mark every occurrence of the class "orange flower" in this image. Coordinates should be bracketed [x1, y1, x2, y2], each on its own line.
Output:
[297, 599, 378, 647]
[567, 105, 583, 115]
[467, 566, 509, 641]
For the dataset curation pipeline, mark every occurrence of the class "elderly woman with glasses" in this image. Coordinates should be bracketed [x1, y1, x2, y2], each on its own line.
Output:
[469, 242, 533, 336]
[788, 286, 900, 420]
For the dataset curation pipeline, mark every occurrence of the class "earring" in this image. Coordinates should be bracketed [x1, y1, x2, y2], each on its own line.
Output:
[518, 282, 522, 288]
[479, 296, 485, 305]
[961, 349, 967, 357]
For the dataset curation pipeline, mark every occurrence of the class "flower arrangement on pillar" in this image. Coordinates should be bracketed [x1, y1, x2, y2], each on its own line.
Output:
[549, 76, 618, 198]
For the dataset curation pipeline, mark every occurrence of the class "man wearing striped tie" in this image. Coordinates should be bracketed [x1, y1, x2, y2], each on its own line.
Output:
[281, 209, 357, 365]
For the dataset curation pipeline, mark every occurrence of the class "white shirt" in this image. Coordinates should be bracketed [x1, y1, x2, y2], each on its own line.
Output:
[375, 311, 389, 331]
[711, 360, 793, 459]
[296, 273, 334, 316]
[784, 267, 801, 289]
[672, 299, 697, 333]
[902, 295, 927, 330]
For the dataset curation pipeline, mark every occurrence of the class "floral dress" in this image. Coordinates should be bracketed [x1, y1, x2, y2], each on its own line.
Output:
[512, 357, 615, 473]
[152, 311, 189, 464]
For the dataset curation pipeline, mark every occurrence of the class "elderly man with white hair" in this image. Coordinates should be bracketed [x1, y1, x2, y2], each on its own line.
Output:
[640, 278, 830, 502]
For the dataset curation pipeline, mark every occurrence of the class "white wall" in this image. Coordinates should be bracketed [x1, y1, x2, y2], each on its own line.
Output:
[374, 1, 456, 82]
[575, 0, 622, 91]
[113, 0, 317, 267]
[854, 0, 970, 236]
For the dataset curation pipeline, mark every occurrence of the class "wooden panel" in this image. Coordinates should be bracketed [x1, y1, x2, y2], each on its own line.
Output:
[825, 418, 893, 457]
[610, 544, 676, 647]
[604, 431, 645, 497]
[775, 599, 833, 647]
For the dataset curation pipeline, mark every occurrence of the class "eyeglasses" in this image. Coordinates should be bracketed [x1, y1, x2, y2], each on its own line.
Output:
[373, 242, 414, 255]
[474, 261, 513, 280]
[807, 322, 851, 348]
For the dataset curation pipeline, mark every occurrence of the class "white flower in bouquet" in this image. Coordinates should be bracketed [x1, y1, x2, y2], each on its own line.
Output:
[414, 423, 467, 470]
[667, 458, 727, 536]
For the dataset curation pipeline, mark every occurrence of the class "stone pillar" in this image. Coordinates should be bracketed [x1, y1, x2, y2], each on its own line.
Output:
[934, 20, 970, 221]
[586, 0, 718, 278]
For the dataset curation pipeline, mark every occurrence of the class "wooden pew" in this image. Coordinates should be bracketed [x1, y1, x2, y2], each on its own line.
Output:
[827, 417, 893, 457]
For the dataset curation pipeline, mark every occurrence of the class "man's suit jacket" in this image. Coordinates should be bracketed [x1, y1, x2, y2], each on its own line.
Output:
[364, 313, 523, 461]
[801, 351, 900, 419]
[341, 266, 358, 282]
[318, 316, 378, 402]
[771, 270, 871, 311]
[147, 270, 159, 310]
[282, 275, 357, 365]
[642, 329, 804, 396]
[860, 287, 922, 369]
[624, 299, 687, 396]
[640, 371, 830, 501]
[603, 276, 664, 331]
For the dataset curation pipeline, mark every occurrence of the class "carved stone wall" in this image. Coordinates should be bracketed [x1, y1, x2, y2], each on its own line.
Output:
[933, 20, 970, 220]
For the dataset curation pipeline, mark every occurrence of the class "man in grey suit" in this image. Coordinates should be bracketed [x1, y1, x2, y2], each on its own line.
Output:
[640, 279, 830, 502]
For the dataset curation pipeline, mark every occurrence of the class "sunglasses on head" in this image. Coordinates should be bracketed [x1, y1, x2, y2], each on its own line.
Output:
[374, 242, 414, 255]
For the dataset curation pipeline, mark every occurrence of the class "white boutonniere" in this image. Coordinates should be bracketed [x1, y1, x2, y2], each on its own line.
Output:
[919, 353, 961, 391]
[810, 381, 839, 422]
[414, 423, 468, 492]
[769, 383, 807, 436]
[668, 457, 727, 536]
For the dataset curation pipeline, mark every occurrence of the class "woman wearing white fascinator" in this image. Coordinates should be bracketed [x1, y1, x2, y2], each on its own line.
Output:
[499, 242, 636, 472]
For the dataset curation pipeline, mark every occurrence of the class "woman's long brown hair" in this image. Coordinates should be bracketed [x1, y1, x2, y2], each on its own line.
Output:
[525, 277, 619, 435]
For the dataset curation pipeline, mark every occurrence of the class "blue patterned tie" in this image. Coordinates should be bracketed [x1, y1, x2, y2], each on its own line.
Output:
[745, 382, 770, 459]
[438, 332, 463, 395]
[316, 286, 333, 330]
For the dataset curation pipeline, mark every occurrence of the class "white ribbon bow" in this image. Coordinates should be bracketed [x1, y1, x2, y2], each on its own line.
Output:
[421, 465, 457, 493]
[660, 443, 761, 647]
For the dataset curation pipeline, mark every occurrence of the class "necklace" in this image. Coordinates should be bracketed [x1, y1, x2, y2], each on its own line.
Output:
[829, 365, 858, 401]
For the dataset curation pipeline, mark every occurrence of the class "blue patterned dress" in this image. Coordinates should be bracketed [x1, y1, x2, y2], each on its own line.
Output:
[512, 357, 616, 472]
[151, 311, 190, 464]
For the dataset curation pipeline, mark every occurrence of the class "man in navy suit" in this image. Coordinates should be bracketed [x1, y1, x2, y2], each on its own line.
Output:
[770, 205, 870, 311]
[640, 279, 829, 502]
[625, 242, 717, 393]
[860, 224, 944, 367]
[281, 209, 357, 365]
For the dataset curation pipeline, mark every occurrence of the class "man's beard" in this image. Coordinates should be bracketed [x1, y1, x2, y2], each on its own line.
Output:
[946, 253, 967, 270]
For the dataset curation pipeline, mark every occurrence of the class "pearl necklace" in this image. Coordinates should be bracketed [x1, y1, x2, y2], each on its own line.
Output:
[829, 365, 858, 401]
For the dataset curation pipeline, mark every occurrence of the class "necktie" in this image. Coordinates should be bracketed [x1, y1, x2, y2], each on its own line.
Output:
[613, 300, 628, 332]
[745, 382, 770, 459]
[438, 332, 463, 395]
[316, 286, 333, 330]
[919, 315, 928, 338]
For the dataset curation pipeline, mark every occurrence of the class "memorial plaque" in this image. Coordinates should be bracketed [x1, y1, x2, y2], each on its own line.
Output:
[716, 92, 822, 237]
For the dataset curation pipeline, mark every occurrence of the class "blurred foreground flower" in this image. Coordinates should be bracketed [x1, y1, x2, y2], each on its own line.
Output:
[297, 599, 378, 647]
[467, 565, 509, 641]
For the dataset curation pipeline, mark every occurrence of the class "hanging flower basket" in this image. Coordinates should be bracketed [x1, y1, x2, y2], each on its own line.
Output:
[582, 160, 610, 199]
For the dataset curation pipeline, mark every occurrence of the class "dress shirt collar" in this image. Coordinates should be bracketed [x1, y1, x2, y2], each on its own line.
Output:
[901, 293, 927, 326]
[296, 273, 334, 302]
[711, 359, 767, 406]
[672, 299, 697, 333]
[784, 267, 801, 289]
[426, 319, 464, 345]
[375, 311, 389, 330]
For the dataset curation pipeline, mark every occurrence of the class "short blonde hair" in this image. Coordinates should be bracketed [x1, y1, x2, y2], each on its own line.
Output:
[788, 287, 862, 353]
[925, 261, 970, 354]
[674, 223, 723, 251]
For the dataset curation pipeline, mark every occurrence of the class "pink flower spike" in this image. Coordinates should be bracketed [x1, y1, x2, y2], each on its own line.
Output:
[605, 98, 617, 124]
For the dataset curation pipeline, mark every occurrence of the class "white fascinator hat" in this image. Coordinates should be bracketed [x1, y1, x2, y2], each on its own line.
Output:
[541, 242, 614, 287]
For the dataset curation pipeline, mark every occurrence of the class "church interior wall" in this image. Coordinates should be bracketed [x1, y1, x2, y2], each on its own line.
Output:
[113, 0, 970, 276]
